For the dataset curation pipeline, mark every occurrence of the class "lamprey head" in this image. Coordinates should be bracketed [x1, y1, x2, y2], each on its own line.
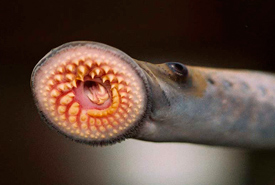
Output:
[31, 41, 151, 145]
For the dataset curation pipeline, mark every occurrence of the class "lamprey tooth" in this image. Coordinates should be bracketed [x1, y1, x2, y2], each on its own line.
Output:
[99, 126, 106, 132]
[49, 98, 56, 104]
[94, 68, 101, 76]
[47, 79, 55, 86]
[96, 119, 102, 126]
[65, 74, 75, 81]
[95, 59, 102, 66]
[102, 76, 108, 83]
[58, 106, 66, 114]
[90, 126, 96, 131]
[57, 83, 69, 92]
[117, 84, 124, 90]
[102, 119, 108, 125]
[71, 80, 77, 87]
[89, 118, 95, 125]
[76, 74, 84, 81]
[57, 66, 65, 73]
[67, 92, 75, 97]
[45, 86, 51, 91]
[72, 59, 80, 65]
[90, 72, 96, 79]
[65, 83, 73, 89]
[68, 102, 80, 116]
[117, 76, 123, 83]
[120, 92, 127, 98]
[101, 66, 110, 73]
[78, 65, 88, 76]
[60, 115, 66, 121]
[66, 64, 75, 72]
[98, 84, 106, 94]
[126, 87, 131, 92]
[121, 98, 128, 104]
[69, 116, 76, 123]
[31, 41, 148, 146]
[54, 74, 63, 82]
[110, 83, 124, 90]
[85, 59, 93, 68]
[81, 123, 88, 130]
[60, 95, 73, 105]
[50, 89, 60, 97]
[80, 113, 88, 122]
[107, 74, 116, 82]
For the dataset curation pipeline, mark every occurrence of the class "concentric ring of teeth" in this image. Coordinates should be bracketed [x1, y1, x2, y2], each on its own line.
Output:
[34, 45, 146, 143]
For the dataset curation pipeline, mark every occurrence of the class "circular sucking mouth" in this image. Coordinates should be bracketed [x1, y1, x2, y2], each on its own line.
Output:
[31, 41, 150, 145]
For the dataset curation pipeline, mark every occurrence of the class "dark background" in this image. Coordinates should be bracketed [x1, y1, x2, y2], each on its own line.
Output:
[1, 0, 275, 184]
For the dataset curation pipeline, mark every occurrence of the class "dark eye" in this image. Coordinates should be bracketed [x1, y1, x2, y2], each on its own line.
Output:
[166, 62, 188, 77]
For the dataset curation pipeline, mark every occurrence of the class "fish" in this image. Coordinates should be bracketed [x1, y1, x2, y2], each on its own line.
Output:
[31, 41, 275, 149]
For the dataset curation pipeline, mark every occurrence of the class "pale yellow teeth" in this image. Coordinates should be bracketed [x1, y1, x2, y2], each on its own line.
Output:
[95, 68, 101, 75]
[102, 74, 116, 83]
[34, 43, 146, 145]
[57, 66, 65, 73]
[66, 64, 75, 72]
[117, 84, 124, 90]
[110, 83, 124, 90]
[58, 106, 66, 114]
[121, 98, 128, 103]
[78, 65, 88, 76]
[67, 92, 75, 97]
[89, 118, 95, 125]
[107, 74, 116, 82]
[98, 84, 106, 94]
[90, 72, 96, 79]
[66, 83, 73, 89]
[68, 102, 80, 116]
[101, 66, 110, 73]
[76, 74, 84, 81]
[50, 89, 60, 97]
[54, 75, 63, 82]
[69, 116, 76, 123]
[120, 92, 127, 98]
[57, 83, 70, 92]
[49, 98, 56, 104]
[95, 59, 102, 66]
[85, 59, 93, 68]
[80, 113, 88, 122]
[102, 76, 108, 83]
[90, 67, 102, 79]
[73, 59, 80, 65]
[71, 80, 77, 87]
[65, 74, 75, 81]
[117, 76, 123, 83]
[60, 94, 74, 105]
[60, 115, 66, 121]
[126, 87, 131, 92]
[47, 79, 55, 86]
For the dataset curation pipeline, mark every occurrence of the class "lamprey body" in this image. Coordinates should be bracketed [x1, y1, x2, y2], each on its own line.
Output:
[31, 41, 275, 149]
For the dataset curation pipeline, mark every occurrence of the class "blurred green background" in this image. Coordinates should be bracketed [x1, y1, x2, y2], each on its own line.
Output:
[1, 0, 275, 184]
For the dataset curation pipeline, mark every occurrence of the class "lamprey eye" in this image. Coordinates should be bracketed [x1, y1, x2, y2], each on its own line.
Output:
[31, 42, 150, 145]
[166, 62, 188, 77]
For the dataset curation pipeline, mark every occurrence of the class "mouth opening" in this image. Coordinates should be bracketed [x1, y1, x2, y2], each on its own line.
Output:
[31, 41, 150, 145]
[84, 81, 110, 105]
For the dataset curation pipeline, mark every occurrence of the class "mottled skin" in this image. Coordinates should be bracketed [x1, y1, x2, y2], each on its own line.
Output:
[134, 61, 275, 149]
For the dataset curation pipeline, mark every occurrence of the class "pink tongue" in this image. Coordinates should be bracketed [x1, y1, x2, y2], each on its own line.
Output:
[73, 81, 111, 110]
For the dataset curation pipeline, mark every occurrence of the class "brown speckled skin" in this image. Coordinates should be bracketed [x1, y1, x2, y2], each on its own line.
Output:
[135, 61, 275, 149]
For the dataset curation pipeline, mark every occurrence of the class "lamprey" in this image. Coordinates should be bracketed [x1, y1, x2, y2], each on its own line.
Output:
[31, 41, 275, 149]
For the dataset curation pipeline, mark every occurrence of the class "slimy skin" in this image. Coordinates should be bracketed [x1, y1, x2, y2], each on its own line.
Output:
[32, 41, 275, 149]
[135, 62, 275, 149]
